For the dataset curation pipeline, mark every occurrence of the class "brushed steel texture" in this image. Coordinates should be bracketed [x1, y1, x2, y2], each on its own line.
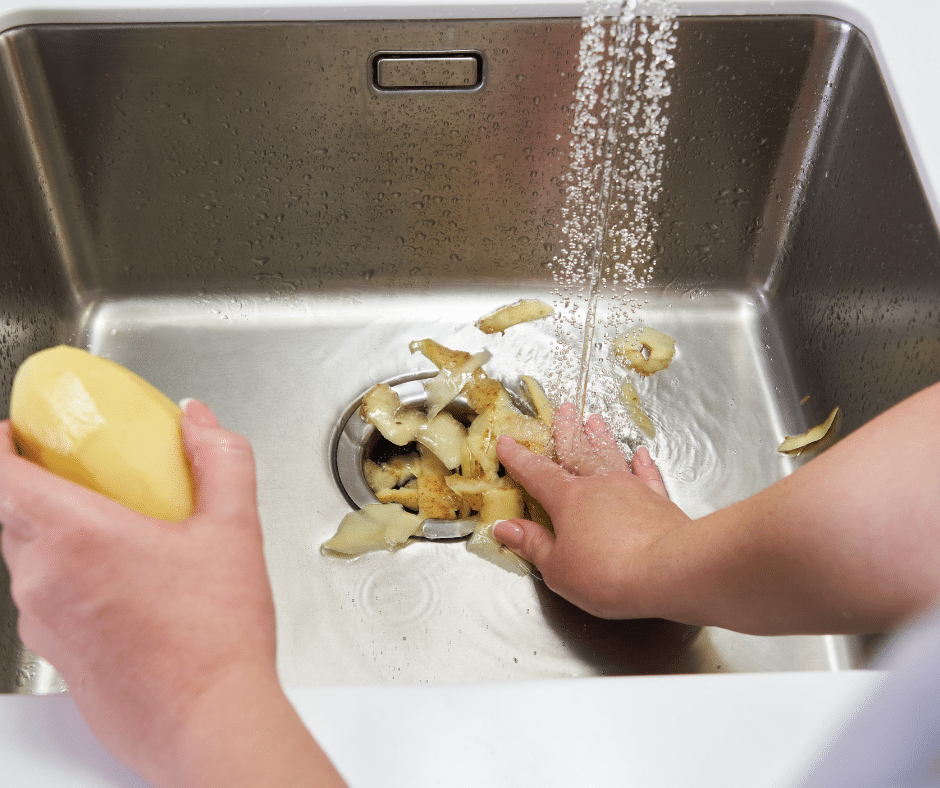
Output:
[1, 16, 938, 691]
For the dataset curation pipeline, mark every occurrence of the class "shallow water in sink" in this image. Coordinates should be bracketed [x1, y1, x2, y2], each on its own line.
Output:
[78, 287, 858, 685]
[0, 16, 938, 690]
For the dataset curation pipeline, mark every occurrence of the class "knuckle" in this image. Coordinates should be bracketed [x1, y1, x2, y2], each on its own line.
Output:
[211, 428, 250, 454]
[195, 428, 256, 470]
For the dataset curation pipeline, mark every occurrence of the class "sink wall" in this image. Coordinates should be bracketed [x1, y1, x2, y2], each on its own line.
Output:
[0, 16, 937, 691]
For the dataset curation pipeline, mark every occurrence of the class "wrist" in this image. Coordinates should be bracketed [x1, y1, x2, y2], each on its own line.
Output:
[648, 505, 767, 632]
[159, 663, 346, 788]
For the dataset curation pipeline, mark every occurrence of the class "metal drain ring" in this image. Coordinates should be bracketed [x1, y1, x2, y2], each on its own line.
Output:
[332, 375, 431, 510]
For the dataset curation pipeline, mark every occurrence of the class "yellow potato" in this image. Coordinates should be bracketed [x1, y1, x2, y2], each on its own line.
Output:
[10, 345, 195, 522]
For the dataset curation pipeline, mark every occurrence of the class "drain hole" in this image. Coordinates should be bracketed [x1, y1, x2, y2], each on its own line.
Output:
[331, 374, 529, 512]
[332, 375, 470, 511]
[364, 401, 476, 467]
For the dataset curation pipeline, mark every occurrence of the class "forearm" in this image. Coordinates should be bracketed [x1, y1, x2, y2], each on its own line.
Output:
[677, 382, 940, 636]
[163, 666, 347, 788]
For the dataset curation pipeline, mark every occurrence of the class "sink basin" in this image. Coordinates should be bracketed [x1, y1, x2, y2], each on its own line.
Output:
[0, 15, 937, 692]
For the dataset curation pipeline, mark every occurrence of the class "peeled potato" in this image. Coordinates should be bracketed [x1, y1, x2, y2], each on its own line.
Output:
[9, 345, 195, 522]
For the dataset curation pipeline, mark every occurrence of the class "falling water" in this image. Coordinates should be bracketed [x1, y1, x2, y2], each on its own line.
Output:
[548, 0, 678, 435]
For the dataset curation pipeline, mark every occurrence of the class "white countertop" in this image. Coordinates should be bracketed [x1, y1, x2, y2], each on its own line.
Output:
[0, 1, 934, 785]
[0, 672, 885, 787]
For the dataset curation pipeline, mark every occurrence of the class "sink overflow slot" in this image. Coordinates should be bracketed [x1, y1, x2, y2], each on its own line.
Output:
[371, 51, 485, 92]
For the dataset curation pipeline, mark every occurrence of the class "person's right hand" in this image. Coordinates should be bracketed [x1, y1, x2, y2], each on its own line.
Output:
[494, 403, 692, 621]
[498, 381, 940, 636]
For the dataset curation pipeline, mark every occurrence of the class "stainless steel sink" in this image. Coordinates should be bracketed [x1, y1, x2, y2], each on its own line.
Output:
[0, 15, 937, 692]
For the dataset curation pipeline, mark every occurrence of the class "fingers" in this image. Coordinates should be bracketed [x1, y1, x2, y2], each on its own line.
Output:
[0, 441, 137, 544]
[496, 435, 572, 504]
[1, 403, 259, 542]
[0, 448, 151, 615]
[178, 398, 218, 428]
[492, 518, 555, 568]
[553, 404, 632, 477]
[550, 403, 581, 467]
[631, 446, 669, 499]
[179, 401, 259, 525]
[579, 414, 633, 475]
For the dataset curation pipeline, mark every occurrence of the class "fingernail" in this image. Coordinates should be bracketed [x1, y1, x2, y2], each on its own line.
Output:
[178, 398, 216, 427]
[493, 519, 524, 545]
[634, 446, 652, 463]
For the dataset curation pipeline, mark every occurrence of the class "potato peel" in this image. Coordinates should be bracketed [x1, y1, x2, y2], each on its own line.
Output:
[375, 481, 419, 510]
[418, 475, 462, 520]
[612, 327, 675, 376]
[521, 374, 555, 428]
[416, 412, 467, 471]
[358, 384, 425, 446]
[467, 487, 532, 576]
[322, 503, 423, 556]
[328, 338, 554, 565]
[777, 407, 841, 455]
[421, 350, 491, 420]
[409, 338, 471, 370]
[619, 379, 656, 439]
[475, 299, 554, 334]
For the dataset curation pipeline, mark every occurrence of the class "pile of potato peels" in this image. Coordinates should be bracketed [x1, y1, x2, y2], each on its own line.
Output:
[323, 300, 558, 575]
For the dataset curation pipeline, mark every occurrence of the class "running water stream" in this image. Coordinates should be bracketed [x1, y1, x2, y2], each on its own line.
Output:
[550, 0, 678, 436]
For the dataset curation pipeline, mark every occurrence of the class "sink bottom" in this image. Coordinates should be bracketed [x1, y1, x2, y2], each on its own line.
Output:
[63, 287, 859, 685]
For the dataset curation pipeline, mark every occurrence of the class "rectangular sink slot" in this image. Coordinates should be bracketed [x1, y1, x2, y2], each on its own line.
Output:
[371, 51, 484, 91]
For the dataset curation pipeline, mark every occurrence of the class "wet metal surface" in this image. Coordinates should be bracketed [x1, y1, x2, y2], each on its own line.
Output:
[0, 17, 938, 691]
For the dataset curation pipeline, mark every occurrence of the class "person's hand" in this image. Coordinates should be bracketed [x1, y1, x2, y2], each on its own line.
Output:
[495, 382, 940, 636]
[0, 401, 345, 788]
[494, 403, 692, 620]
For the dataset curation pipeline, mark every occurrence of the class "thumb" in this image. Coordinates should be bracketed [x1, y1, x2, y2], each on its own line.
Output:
[179, 400, 259, 523]
[493, 518, 555, 570]
[630, 446, 669, 499]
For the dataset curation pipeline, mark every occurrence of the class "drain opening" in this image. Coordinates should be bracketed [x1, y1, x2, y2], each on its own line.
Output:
[333, 376, 471, 513]
[331, 373, 531, 516]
